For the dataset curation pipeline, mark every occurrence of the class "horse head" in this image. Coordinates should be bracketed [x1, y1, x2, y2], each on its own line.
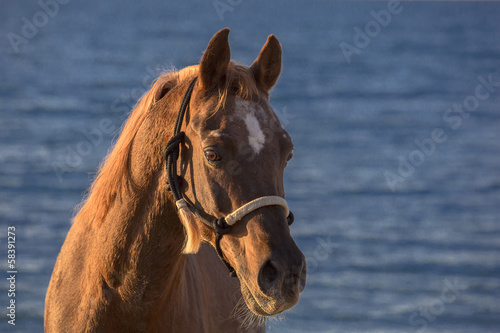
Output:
[176, 28, 307, 317]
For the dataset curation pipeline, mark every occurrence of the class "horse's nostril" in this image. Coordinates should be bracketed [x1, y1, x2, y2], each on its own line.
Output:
[258, 259, 280, 292]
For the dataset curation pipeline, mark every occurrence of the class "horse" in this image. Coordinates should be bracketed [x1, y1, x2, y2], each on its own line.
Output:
[45, 28, 306, 333]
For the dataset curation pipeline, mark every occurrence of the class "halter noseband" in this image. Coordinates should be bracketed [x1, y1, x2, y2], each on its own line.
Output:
[164, 77, 294, 277]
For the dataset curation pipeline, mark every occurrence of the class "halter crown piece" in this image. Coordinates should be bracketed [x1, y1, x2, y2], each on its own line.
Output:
[164, 77, 294, 277]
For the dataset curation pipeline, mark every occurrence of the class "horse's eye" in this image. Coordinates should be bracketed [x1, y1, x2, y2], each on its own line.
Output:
[204, 149, 221, 162]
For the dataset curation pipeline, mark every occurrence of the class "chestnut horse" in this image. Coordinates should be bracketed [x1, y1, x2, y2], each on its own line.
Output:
[45, 28, 306, 332]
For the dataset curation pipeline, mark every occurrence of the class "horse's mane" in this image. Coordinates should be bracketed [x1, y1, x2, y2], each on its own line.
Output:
[76, 62, 260, 225]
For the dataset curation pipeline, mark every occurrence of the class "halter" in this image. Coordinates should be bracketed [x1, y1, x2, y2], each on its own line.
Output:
[164, 77, 294, 277]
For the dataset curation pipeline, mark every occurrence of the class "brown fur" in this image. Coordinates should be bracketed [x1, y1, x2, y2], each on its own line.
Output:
[45, 28, 306, 332]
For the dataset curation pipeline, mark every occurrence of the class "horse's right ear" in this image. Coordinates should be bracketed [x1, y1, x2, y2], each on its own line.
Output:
[199, 28, 231, 91]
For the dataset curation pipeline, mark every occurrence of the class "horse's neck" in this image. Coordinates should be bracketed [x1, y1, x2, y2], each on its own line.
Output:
[95, 99, 180, 282]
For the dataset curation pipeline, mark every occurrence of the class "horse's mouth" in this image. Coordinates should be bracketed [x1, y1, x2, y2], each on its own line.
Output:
[239, 278, 283, 317]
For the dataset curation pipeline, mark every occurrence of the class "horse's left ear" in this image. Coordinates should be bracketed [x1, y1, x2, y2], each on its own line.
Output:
[250, 35, 282, 93]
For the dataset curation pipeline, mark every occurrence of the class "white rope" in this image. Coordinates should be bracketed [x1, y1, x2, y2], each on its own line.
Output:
[176, 196, 289, 227]
[225, 196, 289, 226]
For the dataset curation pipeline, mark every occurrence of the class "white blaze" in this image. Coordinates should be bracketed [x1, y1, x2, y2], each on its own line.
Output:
[234, 98, 267, 155]
[244, 113, 265, 154]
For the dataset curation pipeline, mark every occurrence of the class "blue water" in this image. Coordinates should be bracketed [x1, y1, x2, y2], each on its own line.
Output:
[1, 1, 500, 332]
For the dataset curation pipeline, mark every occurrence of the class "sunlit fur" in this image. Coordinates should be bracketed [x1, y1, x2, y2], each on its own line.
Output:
[46, 29, 304, 333]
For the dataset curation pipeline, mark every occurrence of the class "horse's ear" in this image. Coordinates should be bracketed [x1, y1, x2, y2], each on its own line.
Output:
[199, 28, 231, 91]
[250, 34, 282, 93]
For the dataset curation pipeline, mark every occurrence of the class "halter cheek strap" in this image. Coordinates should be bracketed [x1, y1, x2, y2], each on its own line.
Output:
[165, 76, 294, 277]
